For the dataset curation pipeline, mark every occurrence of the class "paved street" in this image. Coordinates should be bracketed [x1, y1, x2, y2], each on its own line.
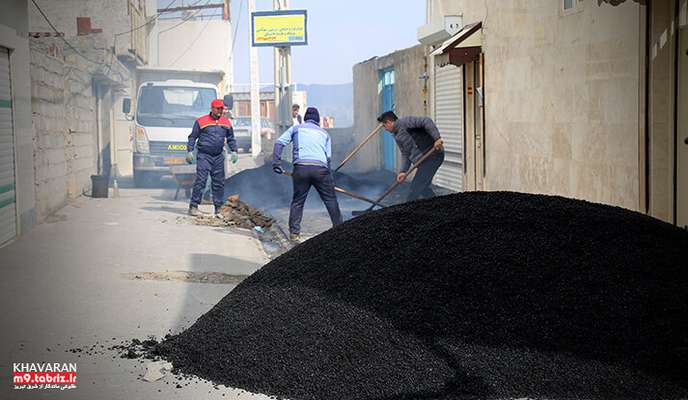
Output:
[0, 181, 273, 399]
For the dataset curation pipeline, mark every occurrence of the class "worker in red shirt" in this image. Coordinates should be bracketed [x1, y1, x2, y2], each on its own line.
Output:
[186, 99, 238, 216]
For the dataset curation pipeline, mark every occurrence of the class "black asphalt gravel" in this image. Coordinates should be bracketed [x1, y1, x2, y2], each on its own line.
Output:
[156, 191, 688, 399]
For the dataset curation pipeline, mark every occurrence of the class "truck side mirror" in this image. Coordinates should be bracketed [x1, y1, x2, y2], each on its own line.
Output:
[223, 94, 233, 110]
[122, 98, 132, 114]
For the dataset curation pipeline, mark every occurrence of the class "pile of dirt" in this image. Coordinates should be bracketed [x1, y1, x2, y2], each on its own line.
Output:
[195, 195, 274, 229]
[155, 192, 688, 399]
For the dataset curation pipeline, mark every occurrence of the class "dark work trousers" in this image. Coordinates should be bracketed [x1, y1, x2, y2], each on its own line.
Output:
[407, 151, 445, 202]
[190, 152, 225, 208]
[289, 164, 343, 234]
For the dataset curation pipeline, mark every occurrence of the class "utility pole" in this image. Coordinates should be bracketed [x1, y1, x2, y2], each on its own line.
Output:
[248, 0, 261, 157]
[273, 0, 292, 139]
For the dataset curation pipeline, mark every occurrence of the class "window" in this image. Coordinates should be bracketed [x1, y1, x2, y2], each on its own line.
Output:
[562, 0, 582, 15]
[137, 86, 217, 128]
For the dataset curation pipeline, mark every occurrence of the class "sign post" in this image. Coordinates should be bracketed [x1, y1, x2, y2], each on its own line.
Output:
[251, 6, 308, 159]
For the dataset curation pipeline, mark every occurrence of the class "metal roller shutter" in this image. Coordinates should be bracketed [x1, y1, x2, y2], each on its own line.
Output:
[432, 63, 463, 191]
[0, 47, 17, 246]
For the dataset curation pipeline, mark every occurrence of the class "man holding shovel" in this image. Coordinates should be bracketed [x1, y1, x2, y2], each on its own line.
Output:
[377, 111, 445, 201]
[272, 107, 343, 241]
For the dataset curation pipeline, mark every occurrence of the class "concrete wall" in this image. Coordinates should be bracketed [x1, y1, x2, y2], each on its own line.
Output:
[329, 127, 355, 169]
[28, 0, 127, 43]
[429, 0, 643, 211]
[648, 0, 678, 222]
[352, 45, 427, 173]
[0, 0, 37, 235]
[0, 0, 29, 34]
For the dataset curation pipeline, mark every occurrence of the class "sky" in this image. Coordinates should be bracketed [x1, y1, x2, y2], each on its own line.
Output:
[159, 0, 426, 85]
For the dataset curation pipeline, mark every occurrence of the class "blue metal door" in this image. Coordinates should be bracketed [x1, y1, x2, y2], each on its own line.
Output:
[379, 69, 396, 171]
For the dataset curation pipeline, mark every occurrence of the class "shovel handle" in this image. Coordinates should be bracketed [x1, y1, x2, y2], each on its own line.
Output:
[366, 147, 438, 210]
[282, 171, 384, 207]
[334, 187, 385, 208]
[334, 124, 383, 173]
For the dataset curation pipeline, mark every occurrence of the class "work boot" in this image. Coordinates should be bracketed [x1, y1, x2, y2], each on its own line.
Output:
[289, 233, 300, 242]
[188, 205, 200, 217]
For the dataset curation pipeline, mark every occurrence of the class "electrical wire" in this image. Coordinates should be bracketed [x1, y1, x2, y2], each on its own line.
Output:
[229, 0, 244, 58]
[159, 0, 213, 35]
[110, 0, 198, 64]
[169, 15, 213, 66]
[114, 0, 178, 37]
[30, 0, 104, 66]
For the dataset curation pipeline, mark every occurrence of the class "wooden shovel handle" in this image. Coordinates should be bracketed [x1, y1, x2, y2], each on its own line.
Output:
[282, 171, 384, 207]
[334, 124, 383, 172]
[371, 147, 438, 206]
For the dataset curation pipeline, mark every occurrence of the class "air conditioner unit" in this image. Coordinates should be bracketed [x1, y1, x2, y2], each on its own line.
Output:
[417, 15, 463, 45]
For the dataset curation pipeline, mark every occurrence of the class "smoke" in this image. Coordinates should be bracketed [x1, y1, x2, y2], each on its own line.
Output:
[223, 163, 453, 229]
[223, 164, 402, 211]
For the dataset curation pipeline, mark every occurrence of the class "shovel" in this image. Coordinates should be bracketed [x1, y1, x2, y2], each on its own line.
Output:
[334, 123, 383, 173]
[351, 147, 438, 217]
[282, 171, 385, 208]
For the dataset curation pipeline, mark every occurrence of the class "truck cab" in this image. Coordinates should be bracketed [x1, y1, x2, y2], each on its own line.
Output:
[129, 80, 219, 186]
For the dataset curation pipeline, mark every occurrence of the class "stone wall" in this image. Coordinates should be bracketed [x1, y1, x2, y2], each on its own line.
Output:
[30, 39, 98, 222]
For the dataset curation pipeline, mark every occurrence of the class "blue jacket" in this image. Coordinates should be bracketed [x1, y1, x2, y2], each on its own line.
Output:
[187, 113, 237, 156]
[272, 120, 332, 169]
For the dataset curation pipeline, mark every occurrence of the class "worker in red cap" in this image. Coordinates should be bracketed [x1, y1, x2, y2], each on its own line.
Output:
[186, 99, 238, 217]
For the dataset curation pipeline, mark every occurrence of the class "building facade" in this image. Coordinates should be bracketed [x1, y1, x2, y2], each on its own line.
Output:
[0, 0, 35, 245]
[0, 0, 155, 246]
[422, 0, 687, 226]
[351, 45, 428, 174]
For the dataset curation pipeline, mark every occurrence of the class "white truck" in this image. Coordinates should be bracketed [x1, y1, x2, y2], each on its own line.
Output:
[122, 67, 232, 187]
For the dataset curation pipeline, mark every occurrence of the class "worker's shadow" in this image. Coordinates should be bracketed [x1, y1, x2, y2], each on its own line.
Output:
[169, 253, 262, 335]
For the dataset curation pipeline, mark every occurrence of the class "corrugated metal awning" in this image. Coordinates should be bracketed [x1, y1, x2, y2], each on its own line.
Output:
[431, 22, 482, 67]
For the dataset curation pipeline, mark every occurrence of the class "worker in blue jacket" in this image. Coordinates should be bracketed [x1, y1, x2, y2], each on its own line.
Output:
[272, 107, 343, 241]
[187, 99, 238, 217]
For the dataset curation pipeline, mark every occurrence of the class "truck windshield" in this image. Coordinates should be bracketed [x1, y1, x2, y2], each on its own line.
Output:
[136, 86, 217, 128]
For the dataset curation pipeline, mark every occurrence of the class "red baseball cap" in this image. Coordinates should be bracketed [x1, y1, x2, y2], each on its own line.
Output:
[211, 99, 224, 108]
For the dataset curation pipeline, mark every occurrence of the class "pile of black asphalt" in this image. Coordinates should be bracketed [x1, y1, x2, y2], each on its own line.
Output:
[156, 191, 688, 400]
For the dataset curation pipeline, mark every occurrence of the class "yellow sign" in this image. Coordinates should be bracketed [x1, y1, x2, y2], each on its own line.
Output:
[252, 10, 307, 47]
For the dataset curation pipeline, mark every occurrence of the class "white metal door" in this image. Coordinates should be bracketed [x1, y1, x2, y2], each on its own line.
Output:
[433, 63, 463, 191]
[0, 47, 17, 245]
